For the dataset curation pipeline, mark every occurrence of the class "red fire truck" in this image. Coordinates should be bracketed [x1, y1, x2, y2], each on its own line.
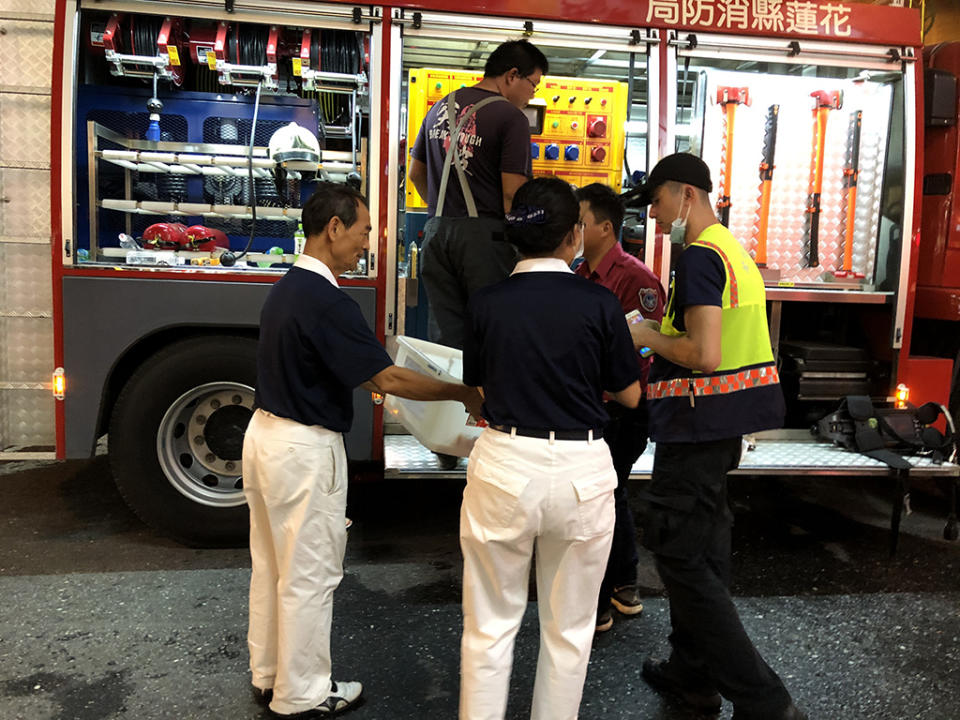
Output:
[0, 0, 957, 545]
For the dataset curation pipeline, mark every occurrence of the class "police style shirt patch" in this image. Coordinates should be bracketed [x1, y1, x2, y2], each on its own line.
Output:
[640, 288, 659, 313]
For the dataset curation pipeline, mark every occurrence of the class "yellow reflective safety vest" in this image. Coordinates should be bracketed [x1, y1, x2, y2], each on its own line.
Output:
[647, 224, 784, 443]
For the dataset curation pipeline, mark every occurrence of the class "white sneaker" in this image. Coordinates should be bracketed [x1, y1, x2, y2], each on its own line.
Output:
[271, 681, 363, 717]
[315, 680, 363, 715]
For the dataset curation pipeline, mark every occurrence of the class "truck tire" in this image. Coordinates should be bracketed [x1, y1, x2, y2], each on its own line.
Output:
[108, 335, 257, 546]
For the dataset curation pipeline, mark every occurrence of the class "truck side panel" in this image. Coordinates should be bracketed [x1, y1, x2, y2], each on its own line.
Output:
[917, 44, 960, 323]
[61, 276, 377, 460]
[0, 9, 56, 453]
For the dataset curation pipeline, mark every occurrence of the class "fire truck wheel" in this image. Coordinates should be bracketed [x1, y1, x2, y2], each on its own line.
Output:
[109, 335, 257, 547]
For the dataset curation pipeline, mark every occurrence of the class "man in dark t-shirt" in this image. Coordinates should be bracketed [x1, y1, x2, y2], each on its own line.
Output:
[243, 183, 482, 718]
[409, 39, 548, 351]
[412, 85, 532, 220]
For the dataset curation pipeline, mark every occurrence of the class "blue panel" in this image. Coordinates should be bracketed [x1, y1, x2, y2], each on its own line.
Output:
[403, 212, 432, 340]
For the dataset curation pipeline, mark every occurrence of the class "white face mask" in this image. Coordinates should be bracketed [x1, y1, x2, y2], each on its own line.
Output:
[669, 197, 692, 245]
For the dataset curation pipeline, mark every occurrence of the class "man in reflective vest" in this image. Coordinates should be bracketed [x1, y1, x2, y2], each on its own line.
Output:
[628, 153, 806, 720]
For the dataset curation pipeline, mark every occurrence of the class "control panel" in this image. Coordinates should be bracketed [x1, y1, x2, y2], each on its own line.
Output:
[406, 69, 627, 209]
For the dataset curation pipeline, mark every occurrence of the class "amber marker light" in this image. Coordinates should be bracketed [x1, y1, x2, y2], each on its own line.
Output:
[52, 367, 65, 400]
[894, 383, 909, 409]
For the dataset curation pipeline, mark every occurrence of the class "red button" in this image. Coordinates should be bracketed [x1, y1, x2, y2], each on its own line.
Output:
[590, 146, 606, 162]
[587, 118, 607, 138]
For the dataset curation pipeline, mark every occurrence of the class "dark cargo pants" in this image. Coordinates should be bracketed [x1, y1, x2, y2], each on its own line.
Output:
[642, 437, 794, 719]
[597, 402, 648, 610]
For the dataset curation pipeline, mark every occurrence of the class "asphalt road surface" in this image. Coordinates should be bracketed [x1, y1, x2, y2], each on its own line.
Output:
[1, 455, 959, 719]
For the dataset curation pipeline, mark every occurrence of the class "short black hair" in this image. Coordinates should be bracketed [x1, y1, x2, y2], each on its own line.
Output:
[301, 181, 366, 237]
[575, 183, 624, 235]
[484, 40, 548, 79]
[505, 177, 578, 256]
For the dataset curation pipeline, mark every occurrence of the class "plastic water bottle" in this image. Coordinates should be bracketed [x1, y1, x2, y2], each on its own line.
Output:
[409, 243, 419, 279]
[294, 222, 306, 257]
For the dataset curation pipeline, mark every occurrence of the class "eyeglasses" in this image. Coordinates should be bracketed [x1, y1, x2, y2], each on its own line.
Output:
[520, 75, 539, 92]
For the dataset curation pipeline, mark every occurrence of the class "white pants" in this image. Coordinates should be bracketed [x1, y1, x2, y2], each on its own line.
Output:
[459, 428, 617, 720]
[243, 409, 348, 715]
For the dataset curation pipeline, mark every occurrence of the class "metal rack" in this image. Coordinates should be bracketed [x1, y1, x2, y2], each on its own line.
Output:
[764, 286, 894, 360]
[86, 121, 361, 261]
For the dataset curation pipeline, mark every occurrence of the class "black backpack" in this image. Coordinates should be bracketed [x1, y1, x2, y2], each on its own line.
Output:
[816, 395, 956, 470]
[815, 395, 959, 550]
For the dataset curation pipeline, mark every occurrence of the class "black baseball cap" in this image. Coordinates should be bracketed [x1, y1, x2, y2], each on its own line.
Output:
[633, 153, 713, 206]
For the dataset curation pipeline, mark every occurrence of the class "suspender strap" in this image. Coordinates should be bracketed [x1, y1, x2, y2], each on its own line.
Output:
[436, 91, 509, 218]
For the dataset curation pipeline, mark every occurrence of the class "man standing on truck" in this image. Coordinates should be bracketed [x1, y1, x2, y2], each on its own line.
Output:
[627, 154, 807, 720]
[408, 39, 548, 350]
[242, 182, 483, 718]
[574, 182, 665, 633]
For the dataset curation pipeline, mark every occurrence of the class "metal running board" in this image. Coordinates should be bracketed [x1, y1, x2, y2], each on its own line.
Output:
[383, 434, 959, 480]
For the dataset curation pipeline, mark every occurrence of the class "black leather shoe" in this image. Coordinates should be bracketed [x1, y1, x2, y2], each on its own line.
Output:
[642, 657, 722, 715]
[595, 607, 613, 633]
[434, 452, 460, 470]
[782, 705, 808, 720]
[252, 686, 273, 706]
[732, 701, 808, 720]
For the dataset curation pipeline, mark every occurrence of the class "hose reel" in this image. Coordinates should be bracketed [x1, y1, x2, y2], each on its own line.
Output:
[102, 13, 185, 86]
[214, 22, 280, 90]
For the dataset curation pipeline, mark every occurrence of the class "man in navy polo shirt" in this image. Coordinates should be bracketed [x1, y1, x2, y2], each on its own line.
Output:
[242, 182, 482, 718]
[575, 183, 665, 633]
[459, 177, 642, 720]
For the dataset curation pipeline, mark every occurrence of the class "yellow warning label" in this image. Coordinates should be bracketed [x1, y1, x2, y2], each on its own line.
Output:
[206, 51, 217, 71]
[167, 46, 181, 66]
[292, 58, 302, 76]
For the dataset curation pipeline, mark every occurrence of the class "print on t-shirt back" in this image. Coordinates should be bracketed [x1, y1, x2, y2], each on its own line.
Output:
[428, 99, 483, 177]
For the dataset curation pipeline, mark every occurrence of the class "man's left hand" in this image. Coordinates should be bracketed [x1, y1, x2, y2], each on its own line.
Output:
[629, 318, 660, 351]
[460, 386, 485, 420]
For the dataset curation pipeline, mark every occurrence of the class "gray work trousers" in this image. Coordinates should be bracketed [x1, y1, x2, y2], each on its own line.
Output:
[420, 216, 519, 350]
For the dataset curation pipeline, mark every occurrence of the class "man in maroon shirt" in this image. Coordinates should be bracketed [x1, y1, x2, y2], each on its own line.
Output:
[575, 183, 666, 633]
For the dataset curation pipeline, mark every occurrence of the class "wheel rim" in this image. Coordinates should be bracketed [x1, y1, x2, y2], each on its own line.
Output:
[157, 381, 254, 507]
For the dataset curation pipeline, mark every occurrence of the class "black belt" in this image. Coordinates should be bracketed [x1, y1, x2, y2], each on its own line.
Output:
[489, 424, 603, 441]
